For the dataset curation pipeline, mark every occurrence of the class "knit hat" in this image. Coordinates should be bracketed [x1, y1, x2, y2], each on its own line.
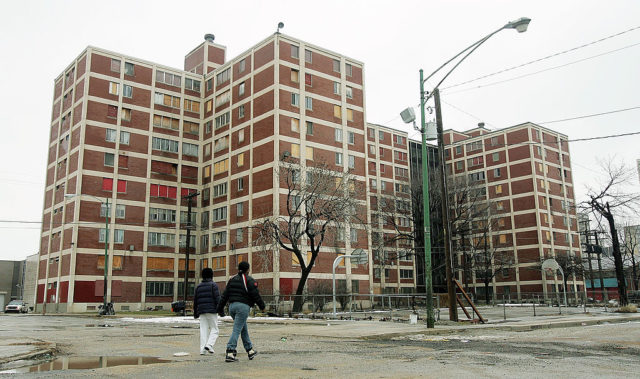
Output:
[238, 261, 250, 272]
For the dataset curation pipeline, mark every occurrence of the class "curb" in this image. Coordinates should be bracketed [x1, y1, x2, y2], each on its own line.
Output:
[0, 343, 57, 365]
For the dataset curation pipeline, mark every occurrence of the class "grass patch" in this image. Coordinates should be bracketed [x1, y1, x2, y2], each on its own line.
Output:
[616, 305, 637, 313]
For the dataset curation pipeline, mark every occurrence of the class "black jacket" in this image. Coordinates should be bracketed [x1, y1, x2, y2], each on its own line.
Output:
[193, 279, 220, 318]
[217, 273, 265, 312]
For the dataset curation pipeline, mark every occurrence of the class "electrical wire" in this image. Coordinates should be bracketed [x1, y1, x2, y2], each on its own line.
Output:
[442, 25, 640, 90]
[538, 105, 640, 124]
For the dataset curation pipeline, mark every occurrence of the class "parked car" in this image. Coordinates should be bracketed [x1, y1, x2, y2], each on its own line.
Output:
[171, 300, 193, 314]
[5, 300, 29, 313]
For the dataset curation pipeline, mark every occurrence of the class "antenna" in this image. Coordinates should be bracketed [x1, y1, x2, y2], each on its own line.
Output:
[277, 22, 284, 33]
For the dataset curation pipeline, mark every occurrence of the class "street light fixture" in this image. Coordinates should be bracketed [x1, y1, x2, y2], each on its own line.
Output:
[401, 17, 531, 327]
[65, 193, 112, 315]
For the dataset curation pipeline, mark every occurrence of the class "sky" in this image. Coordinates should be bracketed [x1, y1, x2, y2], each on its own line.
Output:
[1, 0, 639, 261]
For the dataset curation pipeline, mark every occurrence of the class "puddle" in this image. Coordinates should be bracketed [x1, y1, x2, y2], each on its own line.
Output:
[0, 356, 170, 373]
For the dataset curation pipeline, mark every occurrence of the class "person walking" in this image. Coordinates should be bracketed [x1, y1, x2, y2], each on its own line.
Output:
[217, 261, 265, 362]
[193, 267, 221, 355]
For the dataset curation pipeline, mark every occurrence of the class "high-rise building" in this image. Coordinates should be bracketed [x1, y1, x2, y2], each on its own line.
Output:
[36, 33, 415, 312]
[439, 122, 583, 300]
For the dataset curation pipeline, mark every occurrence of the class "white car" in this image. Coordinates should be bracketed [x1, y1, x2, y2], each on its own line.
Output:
[5, 300, 28, 313]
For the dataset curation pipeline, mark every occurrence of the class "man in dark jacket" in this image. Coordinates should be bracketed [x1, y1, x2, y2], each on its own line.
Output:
[193, 267, 221, 355]
[217, 261, 265, 362]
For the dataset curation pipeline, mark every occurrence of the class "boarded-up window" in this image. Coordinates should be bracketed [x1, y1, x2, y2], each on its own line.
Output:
[147, 257, 173, 271]
[102, 178, 113, 191]
[98, 255, 123, 270]
[178, 259, 196, 271]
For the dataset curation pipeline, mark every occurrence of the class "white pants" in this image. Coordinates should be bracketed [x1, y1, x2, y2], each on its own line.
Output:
[199, 313, 219, 353]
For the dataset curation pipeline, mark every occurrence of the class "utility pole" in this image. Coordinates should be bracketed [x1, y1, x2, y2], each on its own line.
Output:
[594, 231, 608, 302]
[579, 220, 596, 300]
[434, 89, 458, 322]
[182, 191, 199, 316]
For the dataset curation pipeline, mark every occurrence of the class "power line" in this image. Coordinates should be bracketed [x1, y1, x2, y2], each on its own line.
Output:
[442, 25, 640, 90]
[538, 105, 640, 124]
[444, 41, 640, 95]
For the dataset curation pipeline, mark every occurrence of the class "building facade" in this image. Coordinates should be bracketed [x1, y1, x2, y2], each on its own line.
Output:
[37, 33, 416, 312]
[439, 122, 583, 300]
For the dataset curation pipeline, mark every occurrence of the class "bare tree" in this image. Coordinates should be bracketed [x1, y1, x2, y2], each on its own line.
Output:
[253, 160, 366, 313]
[601, 224, 640, 292]
[555, 252, 585, 295]
[469, 222, 512, 304]
[582, 158, 640, 306]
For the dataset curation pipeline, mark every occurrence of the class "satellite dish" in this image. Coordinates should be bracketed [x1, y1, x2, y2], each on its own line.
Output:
[277, 22, 284, 33]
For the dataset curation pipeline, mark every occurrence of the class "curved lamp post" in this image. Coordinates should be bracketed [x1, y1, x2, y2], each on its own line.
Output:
[401, 17, 531, 328]
[65, 193, 111, 315]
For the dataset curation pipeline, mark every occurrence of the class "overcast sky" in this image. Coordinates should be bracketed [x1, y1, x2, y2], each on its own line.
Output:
[1, 0, 639, 261]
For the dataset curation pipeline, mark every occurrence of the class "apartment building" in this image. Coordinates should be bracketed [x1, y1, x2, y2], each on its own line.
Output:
[37, 33, 416, 312]
[441, 122, 583, 300]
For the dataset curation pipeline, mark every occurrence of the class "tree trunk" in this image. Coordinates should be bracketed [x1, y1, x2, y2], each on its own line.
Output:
[484, 279, 490, 304]
[292, 268, 311, 313]
[631, 253, 638, 292]
[605, 203, 628, 305]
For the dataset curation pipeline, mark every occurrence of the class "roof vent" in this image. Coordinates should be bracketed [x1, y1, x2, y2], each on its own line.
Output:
[204, 33, 215, 43]
[478, 122, 485, 128]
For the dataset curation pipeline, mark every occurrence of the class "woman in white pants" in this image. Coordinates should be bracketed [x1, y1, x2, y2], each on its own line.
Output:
[193, 268, 221, 355]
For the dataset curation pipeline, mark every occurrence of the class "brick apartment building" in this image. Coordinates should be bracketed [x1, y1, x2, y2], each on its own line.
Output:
[37, 33, 416, 312]
[440, 122, 584, 300]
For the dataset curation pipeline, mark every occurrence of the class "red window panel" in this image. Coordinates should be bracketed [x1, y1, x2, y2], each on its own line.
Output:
[150, 184, 159, 197]
[305, 73, 312, 86]
[181, 188, 188, 197]
[117, 180, 127, 193]
[158, 185, 168, 198]
[107, 105, 118, 118]
[118, 155, 128, 168]
[102, 178, 113, 191]
[168, 186, 177, 199]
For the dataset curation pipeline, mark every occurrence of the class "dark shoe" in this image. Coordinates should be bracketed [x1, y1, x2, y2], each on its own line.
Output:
[225, 349, 237, 362]
[247, 348, 258, 360]
[205, 345, 214, 354]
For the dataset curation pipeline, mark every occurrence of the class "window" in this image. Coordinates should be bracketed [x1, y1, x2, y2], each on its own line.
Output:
[335, 152, 343, 165]
[496, 184, 503, 194]
[120, 131, 130, 145]
[238, 82, 245, 96]
[216, 67, 230, 84]
[291, 118, 300, 132]
[212, 256, 226, 270]
[215, 91, 230, 107]
[215, 112, 230, 128]
[149, 208, 176, 222]
[183, 121, 199, 135]
[467, 156, 484, 167]
[306, 121, 313, 135]
[379, 147, 385, 157]
[368, 128, 375, 139]
[185, 78, 201, 91]
[156, 70, 181, 87]
[466, 141, 483, 152]
[305, 49, 312, 62]
[206, 79, 213, 91]
[348, 131, 355, 144]
[146, 281, 173, 297]
[109, 82, 119, 95]
[236, 228, 243, 242]
[347, 109, 353, 122]
[106, 129, 116, 142]
[333, 59, 340, 73]
[114, 229, 124, 244]
[150, 184, 177, 199]
[291, 69, 299, 83]
[333, 82, 341, 95]
[125, 63, 134, 76]
[345, 63, 353, 77]
[212, 206, 228, 222]
[239, 59, 246, 73]
[110, 59, 120, 72]
[239, 105, 245, 118]
[348, 155, 355, 169]
[179, 234, 196, 248]
[456, 161, 463, 170]
[154, 92, 180, 108]
[350, 228, 358, 242]
[104, 153, 115, 167]
[237, 202, 244, 216]
[335, 128, 343, 142]
[455, 145, 462, 155]
[499, 234, 507, 244]
[237, 177, 244, 191]
[400, 269, 413, 279]
[214, 136, 229, 152]
[306, 146, 314, 160]
[494, 168, 501, 177]
[496, 201, 504, 211]
[333, 105, 342, 118]
[492, 152, 499, 162]
[291, 143, 300, 158]
[153, 115, 179, 130]
[183, 143, 198, 157]
[152, 137, 179, 153]
[305, 96, 313, 110]
[292, 93, 300, 107]
[116, 180, 126, 193]
[305, 73, 312, 86]
[291, 44, 299, 58]
[213, 183, 227, 197]
[237, 152, 244, 167]
[378, 131, 384, 140]
[184, 99, 200, 113]
[121, 108, 131, 121]
[148, 232, 175, 247]
[468, 171, 486, 182]
[213, 159, 229, 174]
[120, 84, 132, 99]
[346, 86, 353, 99]
[370, 179, 377, 189]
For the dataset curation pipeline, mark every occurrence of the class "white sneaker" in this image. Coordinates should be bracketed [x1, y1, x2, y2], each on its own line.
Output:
[205, 345, 214, 354]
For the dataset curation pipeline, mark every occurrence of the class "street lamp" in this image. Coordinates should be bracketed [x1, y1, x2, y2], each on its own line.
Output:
[65, 193, 111, 315]
[401, 17, 531, 327]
